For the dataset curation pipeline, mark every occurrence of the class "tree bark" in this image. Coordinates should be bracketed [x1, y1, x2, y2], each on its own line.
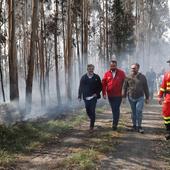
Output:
[39, 0, 46, 108]
[26, 0, 39, 113]
[0, 49, 5, 102]
[54, 0, 61, 104]
[65, 0, 73, 101]
[8, 0, 19, 102]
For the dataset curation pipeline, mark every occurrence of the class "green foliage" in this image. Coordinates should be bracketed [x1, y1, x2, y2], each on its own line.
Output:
[0, 114, 86, 166]
[0, 150, 15, 166]
[91, 131, 117, 153]
[58, 149, 98, 170]
[70, 113, 87, 126]
[111, 0, 135, 59]
[57, 129, 119, 169]
[96, 107, 106, 113]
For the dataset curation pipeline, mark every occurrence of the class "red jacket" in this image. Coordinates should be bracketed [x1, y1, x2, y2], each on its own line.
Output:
[158, 72, 170, 117]
[102, 69, 125, 97]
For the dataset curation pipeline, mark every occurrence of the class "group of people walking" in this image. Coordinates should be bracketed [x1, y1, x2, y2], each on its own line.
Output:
[78, 59, 170, 140]
[78, 60, 149, 133]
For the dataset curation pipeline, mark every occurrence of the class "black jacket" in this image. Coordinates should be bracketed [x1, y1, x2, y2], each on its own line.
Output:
[78, 73, 102, 100]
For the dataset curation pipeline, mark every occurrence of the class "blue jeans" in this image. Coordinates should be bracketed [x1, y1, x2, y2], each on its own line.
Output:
[84, 98, 97, 128]
[128, 96, 144, 127]
[108, 96, 122, 127]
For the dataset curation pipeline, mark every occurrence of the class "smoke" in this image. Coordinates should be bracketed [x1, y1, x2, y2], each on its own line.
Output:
[0, 101, 20, 125]
[1, 0, 170, 125]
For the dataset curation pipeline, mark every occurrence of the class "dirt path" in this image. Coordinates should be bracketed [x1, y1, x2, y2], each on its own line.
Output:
[14, 101, 170, 170]
[100, 102, 170, 170]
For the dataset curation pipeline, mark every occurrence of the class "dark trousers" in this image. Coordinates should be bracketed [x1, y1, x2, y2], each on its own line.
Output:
[165, 124, 170, 132]
[108, 96, 122, 127]
[84, 98, 97, 128]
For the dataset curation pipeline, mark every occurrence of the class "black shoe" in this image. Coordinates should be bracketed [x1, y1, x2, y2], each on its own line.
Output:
[112, 125, 117, 131]
[165, 134, 170, 140]
[89, 127, 94, 133]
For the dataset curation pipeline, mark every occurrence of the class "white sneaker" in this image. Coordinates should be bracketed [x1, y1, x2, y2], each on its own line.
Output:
[138, 128, 144, 133]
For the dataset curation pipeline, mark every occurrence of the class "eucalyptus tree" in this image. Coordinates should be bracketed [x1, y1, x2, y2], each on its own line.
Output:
[0, 0, 6, 102]
[8, 0, 19, 102]
[110, 0, 135, 62]
[26, 0, 39, 113]
[134, 0, 170, 69]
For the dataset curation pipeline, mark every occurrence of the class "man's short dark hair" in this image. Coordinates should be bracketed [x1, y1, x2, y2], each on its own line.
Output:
[87, 64, 95, 68]
[135, 63, 140, 69]
[110, 60, 117, 65]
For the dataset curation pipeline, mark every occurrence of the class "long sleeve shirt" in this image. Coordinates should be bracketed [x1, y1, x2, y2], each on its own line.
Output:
[122, 72, 149, 99]
[78, 73, 102, 100]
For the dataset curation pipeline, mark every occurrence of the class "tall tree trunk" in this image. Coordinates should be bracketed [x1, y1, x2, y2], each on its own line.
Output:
[142, 0, 145, 67]
[81, 0, 84, 71]
[39, 0, 46, 108]
[8, 0, 19, 102]
[0, 49, 5, 102]
[147, 0, 153, 67]
[61, 1, 65, 55]
[54, 0, 61, 105]
[26, 0, 39, 113]
[80, 0, 89, 72]
[102, 0, 106, 61]
[105, 0, 109, 62]
[75, 17, 81, 78]
[0, 1, 5, 102]
[45, 43, 51, 100]
[83, 0, 89, 69]
[44, 15, 49, 100]
[65, 0, 73, 101]
[23, 0, 28, 81]
[98, 0, 104, 62]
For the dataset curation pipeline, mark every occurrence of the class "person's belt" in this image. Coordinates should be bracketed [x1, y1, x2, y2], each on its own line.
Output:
[166, 91, 170, 94]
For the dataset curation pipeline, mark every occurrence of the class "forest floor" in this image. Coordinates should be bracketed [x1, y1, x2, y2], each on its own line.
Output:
[1, 99, 170, 170]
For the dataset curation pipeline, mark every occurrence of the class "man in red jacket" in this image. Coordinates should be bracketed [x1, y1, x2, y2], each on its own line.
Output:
[158, 60, 170, 140]
[102, 60, 126, 130]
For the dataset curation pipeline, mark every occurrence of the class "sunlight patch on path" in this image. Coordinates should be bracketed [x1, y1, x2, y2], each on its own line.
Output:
[100, 104, 169, 170]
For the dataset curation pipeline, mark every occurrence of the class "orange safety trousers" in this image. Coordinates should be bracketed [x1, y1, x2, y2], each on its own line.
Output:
[162, 94, 170, 126]
[158, 72, 170, 126]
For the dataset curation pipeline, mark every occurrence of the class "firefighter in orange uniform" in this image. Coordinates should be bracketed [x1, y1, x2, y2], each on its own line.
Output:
[158, 60, 170, 140]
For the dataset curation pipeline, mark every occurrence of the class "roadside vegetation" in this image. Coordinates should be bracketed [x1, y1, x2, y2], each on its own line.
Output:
[0, 105, 122, 169]
[1, 104, 169, 169]
[0, 110, 86, 167]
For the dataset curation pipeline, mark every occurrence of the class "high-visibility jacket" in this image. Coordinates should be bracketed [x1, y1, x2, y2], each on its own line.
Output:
[158, 72, 170, 125]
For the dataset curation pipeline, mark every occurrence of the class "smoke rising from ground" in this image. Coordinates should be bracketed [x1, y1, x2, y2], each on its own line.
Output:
[1, 0, 170, 124]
